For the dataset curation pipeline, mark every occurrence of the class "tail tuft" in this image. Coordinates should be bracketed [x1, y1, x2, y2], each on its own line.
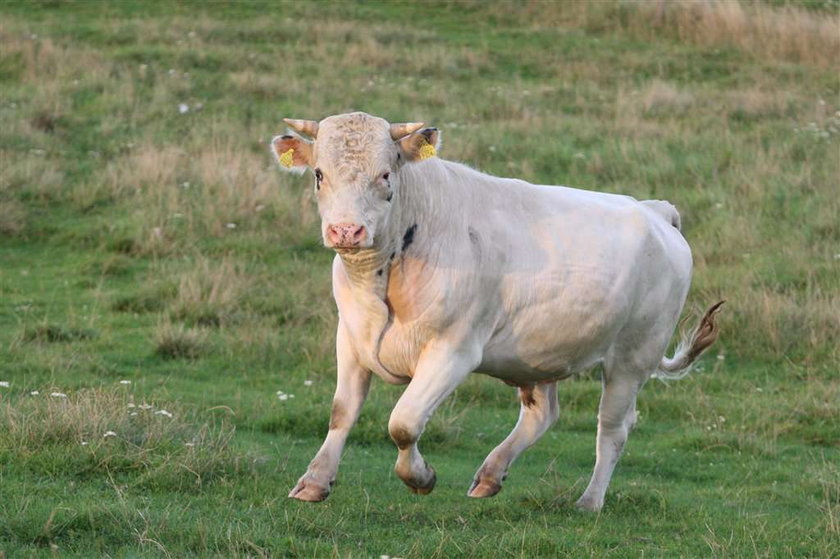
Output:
[653, 300, 725, 380]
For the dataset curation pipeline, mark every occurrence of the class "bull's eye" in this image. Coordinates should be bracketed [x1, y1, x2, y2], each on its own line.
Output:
[382, 172, 390, 181]
[314, 168, 323, 189]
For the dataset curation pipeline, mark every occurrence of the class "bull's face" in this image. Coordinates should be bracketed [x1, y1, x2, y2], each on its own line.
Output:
[271, 112, 439, 252]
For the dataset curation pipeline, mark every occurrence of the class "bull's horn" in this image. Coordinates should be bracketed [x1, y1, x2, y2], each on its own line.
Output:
[389, 122, 425, 141]
[283, 118, 319, 138]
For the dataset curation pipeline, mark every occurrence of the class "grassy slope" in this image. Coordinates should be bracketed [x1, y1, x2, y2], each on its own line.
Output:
[0, 1, 838, 556]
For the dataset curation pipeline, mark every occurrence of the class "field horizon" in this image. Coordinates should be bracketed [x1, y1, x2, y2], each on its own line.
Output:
[1, 1, 838, 557]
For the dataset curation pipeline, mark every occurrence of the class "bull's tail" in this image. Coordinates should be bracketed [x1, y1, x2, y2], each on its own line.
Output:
[653, 300, 725, 380]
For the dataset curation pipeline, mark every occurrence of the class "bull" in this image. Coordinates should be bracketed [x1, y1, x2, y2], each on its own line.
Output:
[272, 112, 722, 511]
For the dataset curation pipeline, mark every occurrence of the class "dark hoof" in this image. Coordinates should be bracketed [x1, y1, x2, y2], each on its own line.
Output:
[406, 468, 437, 495]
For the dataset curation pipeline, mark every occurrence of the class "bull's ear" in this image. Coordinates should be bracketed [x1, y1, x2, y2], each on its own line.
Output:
[398, 127, 441, 163]
[271, 134, 313, 174]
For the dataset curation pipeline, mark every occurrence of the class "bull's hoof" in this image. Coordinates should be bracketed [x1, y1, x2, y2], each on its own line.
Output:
[288, 478, 331, 502]
[405, 468, 437, 495]
[574, 494, 603, 512]
[467, 477, 502, 498]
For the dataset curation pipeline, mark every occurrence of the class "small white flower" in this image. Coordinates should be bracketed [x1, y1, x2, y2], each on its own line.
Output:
[278, 394, 289, 401]
[103, 431, 117, 438]
[30, 390, 39, 396]
[50, 392, 68, 398]
[181, 181, 191, 189]
[129, 412, 137, 416]
[0, 381, 9, 388]
[119, 380, 131, 385]
[716, 354, 725, 361]
[185, 442, 195, 447]
[178, 103, 189, 114]
[127, 403, 136, 408]
[226, 222, 237, 229]
[289, 394, 295, 398]
[80, 441, 89, 446]
[155, 409, 173, 418]
[303, 379, 313, 386]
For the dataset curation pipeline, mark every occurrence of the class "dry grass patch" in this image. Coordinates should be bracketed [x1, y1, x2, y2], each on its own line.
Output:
[642, 0, 840, 69]
[0, 198, 26, 235]
[0, 387, 241, 490]
[494, 1, 840, 69]
[0, 151, 66, 202]
[95, 135, 308, 253]
[171, 256, 251, 327]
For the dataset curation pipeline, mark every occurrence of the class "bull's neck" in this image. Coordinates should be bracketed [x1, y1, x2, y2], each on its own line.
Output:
[335, 240, 398, 294]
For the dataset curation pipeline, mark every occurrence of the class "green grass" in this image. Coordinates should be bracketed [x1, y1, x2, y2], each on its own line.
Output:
[1, 1, 838, 556]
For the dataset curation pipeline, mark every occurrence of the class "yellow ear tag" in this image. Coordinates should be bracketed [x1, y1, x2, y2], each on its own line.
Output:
[279, 148, 295, 168]
[418, 141, 436, 160]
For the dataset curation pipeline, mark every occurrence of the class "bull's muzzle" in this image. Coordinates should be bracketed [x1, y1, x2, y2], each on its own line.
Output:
[326, 223, 367, 249]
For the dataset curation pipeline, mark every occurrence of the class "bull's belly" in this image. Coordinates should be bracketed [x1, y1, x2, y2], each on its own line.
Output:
[475, 304, 625, 384]
[477, 336, 606, 384]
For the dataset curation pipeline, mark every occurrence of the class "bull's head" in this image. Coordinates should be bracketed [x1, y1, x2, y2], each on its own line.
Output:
[271, 112, 440, 251]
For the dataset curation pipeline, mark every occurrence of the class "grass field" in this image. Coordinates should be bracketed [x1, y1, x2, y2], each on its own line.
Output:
[1, 1, 838, 556]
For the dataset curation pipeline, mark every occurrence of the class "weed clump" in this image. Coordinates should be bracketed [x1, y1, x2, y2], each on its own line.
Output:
[19, 323, 97, 344]
[154, 321, 207, 359]
[112, 283, 176, 313]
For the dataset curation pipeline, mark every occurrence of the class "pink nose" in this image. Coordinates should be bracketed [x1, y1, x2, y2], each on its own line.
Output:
[327, 223, 367, 247]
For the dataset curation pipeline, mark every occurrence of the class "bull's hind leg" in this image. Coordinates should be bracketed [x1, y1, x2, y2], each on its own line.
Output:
[468, 382, 559, 498]
[575, 369, 647, 512]
[388, 343, 477, 495]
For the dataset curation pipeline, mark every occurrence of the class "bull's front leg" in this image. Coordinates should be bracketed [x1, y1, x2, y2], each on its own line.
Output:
[289, 321, 371, 502]
[388, 341, 478, 495]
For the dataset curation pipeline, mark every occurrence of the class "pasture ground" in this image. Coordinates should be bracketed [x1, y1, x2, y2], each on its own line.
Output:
[0, 1, 838, 556]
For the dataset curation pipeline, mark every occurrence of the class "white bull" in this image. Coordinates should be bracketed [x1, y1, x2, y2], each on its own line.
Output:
[272, 112, 722, 511]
